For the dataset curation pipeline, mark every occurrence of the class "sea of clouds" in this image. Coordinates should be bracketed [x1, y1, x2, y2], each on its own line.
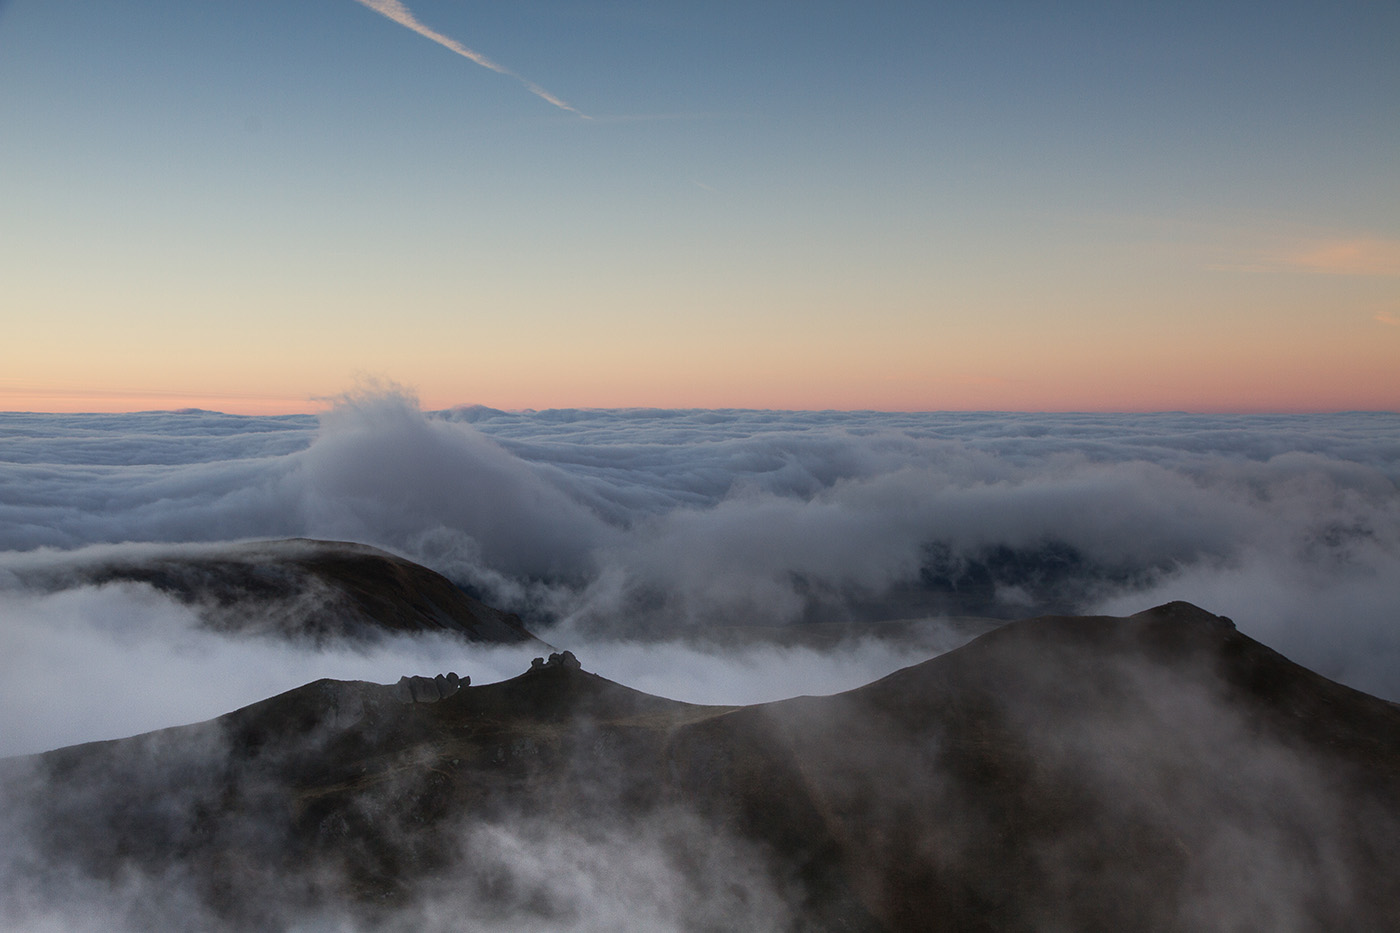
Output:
[2, 387, 1398, 756]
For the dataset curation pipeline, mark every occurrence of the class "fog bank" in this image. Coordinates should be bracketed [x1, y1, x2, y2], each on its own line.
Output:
[2, 392, 1398, 712]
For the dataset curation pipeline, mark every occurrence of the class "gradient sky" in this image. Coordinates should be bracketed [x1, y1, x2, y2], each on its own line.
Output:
[1, 0, 1397, 413]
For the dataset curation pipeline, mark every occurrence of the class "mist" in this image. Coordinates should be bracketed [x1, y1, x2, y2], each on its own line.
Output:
[2, 389, 1399, 760]
[0, 572, 955, 759]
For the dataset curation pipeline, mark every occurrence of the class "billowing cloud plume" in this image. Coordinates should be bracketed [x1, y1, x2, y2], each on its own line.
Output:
[351, 0, 588, 117]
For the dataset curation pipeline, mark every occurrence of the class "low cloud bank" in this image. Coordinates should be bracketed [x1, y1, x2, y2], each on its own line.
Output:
[0, 581, 532, 757]
[1, 391, 1398, 703]
[0, 578, 948, 758]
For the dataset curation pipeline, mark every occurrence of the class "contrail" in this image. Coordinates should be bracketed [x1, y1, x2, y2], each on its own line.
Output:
[352, 0, 588, 117]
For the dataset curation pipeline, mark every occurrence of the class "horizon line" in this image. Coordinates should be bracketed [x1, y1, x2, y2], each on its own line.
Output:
[2, 401, 1397, 418]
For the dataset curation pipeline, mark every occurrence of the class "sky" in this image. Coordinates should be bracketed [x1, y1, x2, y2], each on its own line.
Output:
[1, 0, 1398, 413]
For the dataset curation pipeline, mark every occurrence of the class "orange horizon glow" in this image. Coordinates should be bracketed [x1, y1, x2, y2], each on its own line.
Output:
[0, 390, 327, 417]
[3, 383, 1396, 417]
[5, 303, 1397, 416]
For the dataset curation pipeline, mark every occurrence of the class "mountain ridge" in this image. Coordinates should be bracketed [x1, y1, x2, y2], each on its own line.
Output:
[4, 601, 1399, 930]
[15, 537, 543, 646]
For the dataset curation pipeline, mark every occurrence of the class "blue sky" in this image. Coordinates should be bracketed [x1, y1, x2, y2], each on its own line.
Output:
[2, 0, 1397, 411]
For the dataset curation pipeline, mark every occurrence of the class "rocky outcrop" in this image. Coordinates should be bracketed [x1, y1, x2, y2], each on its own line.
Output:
[529, 650, 581, 672]
[392, 671, 467, 704]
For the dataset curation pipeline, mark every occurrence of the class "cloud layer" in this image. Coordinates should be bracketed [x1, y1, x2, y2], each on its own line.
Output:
[2, 391, 1398, 746]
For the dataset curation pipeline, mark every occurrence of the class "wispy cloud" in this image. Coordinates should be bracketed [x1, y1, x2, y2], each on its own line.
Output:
[351, 0, 588, 117]
[1278, 237, 1400, 276]
[1376, 311, 1399, 327]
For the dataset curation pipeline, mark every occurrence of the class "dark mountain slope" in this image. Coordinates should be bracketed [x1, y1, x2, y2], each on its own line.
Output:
[23, 538, 540, 644]
[4, 603, 1398, 931]
[693, 601, 1400, 930]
